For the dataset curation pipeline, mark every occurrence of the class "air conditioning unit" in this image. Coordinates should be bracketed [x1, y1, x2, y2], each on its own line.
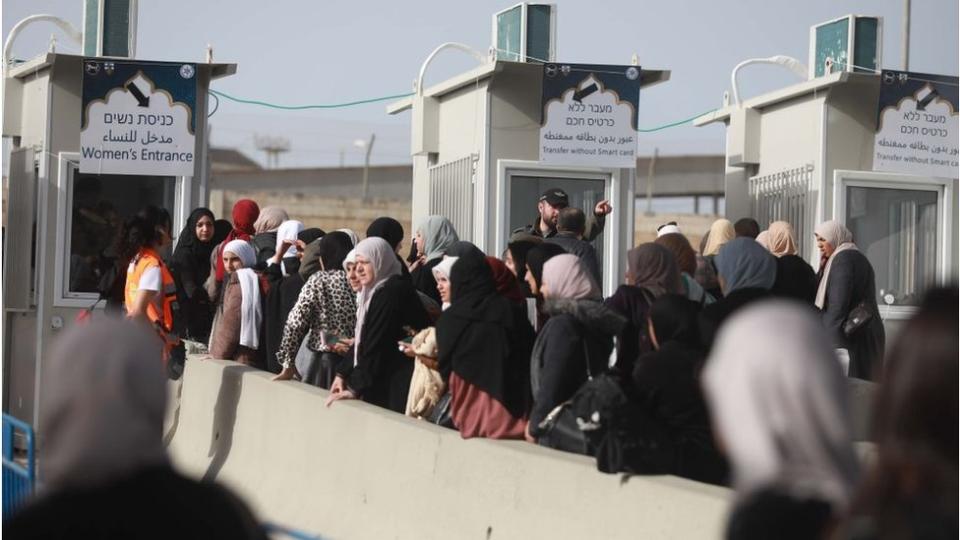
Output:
[809, 14, 882, 78]
[492, 3, 556, 63]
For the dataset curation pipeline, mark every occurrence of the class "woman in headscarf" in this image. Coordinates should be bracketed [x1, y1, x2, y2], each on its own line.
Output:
[604, 243, 681, 373]
[487, 256, 526, 306]
[409, 215, 459, 304]
[625, 294, 727, 484]
[6, 319, 267, 539]
[434, 244, 535, 439]
[273, 232, 357, 388]
[503, 235, 542, 296]
[703, 300, 859, 539]
[209, 240, 264, 367]
[522, 242, 567, 330]
[250, 206, 288, 265]
[170, 208, 219, 343]
[266, 219, 305, 276]
[214, 199, 259, 285]
[702, 218, 735, 257]
[527, 254, 626, 444]
[336, 228, 360, 247]
[814, 220, 884, 380]
[763, 220, 818, 304]
[698, 237, 776, 352]
[366, 216, 411, 280]
[656, 232, 715, 306]
[839, 287, 958, 538]
[326, 237, 430, 412]
[699, 218, 735, 299]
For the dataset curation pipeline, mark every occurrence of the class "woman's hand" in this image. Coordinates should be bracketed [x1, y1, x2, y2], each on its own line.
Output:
[325, 377, 356, 407]
[408, 255, 427, 272]
[272, 365, 299, 381]
[329, 375, 345, 394]
[331, 341, 351, 355]
[273, 240, 294, 263]
[524, 421, 537, 444]
[398, 341, 416, 359]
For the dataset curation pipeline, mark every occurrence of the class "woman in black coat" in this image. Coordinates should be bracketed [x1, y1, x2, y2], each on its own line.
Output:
[814, 220, 885, 381]
[327, 237, 430, 413]
[631, 295, 726, 485]
[169, 208, 218, 342]
[526, 254, 625, 442]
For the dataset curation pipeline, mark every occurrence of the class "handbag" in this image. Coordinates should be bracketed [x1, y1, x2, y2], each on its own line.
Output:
[536, 332, 595, 455]
[843, 301, 873, 337]
[426, 392, 455, 429]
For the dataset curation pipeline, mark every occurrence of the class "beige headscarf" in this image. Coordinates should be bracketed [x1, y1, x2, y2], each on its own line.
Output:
[253, 206, 288, 234]
[703, 300, 859, 508]
[814, 220, 858, 308]
[768, 221, 798, 257]
[41, 318, 168, 490]
[541, 254, 600, 300]
[755, 230, 772, 252]
[702, 219, 735, 256]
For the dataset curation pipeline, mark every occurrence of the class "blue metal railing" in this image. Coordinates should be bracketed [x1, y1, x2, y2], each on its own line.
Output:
[2, 413, 36, 518]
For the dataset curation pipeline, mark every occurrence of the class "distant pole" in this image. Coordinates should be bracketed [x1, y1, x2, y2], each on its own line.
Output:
[645, 148, 657, 216]
[902, 0, 911, 71]
[361, 134, 376, 201]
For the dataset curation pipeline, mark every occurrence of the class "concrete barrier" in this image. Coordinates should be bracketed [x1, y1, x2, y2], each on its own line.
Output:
[165, 358, 732, 539]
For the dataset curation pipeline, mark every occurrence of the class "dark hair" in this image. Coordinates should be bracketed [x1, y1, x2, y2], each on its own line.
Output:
[734, 218, 760, 239]
[655, 233, 697, 275]
[116, 205, 171, 260]
[845, 286, 958, 532]
[557, 207, 586, 235]
[525, 243, 567, 289]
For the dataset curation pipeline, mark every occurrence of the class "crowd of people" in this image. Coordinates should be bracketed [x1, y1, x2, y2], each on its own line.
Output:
[17, 188, 955, 539]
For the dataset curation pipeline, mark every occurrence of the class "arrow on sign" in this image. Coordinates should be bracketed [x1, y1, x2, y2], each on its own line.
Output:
[916, 88, 939, 111]
[573, 83, 598, 103]
[126, 82, 150, 107]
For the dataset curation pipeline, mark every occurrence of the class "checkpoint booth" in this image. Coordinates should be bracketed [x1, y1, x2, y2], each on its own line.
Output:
[388, 60, 669, 297]
[2, 53, 235, 425]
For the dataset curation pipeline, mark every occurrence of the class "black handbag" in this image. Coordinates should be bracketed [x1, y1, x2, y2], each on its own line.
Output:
[536, 336, 595, 455]
[843, 301, 873, 337]
[427, 392, 455, 429]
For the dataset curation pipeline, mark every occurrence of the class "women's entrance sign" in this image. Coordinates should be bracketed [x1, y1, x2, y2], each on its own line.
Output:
[80, 59, 197, 176]
[540, 63, 641, 169]
[874, 70, 958, 179]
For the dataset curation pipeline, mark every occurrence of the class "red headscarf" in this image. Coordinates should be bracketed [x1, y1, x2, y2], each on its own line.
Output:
[486, 256, 525, 304]
[215, 199, 260, 281]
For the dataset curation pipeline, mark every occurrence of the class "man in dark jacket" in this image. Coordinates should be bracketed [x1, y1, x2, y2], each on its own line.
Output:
[517, 187, 612, 241]
[545, 207, 602, 286]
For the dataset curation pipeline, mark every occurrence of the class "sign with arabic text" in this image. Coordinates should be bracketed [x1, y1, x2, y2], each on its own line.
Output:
[874, 70, 958, 179]
[540, 63, 641, 168]
[81, 59, 197, 176]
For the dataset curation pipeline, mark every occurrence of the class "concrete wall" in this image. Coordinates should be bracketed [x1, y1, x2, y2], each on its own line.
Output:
[166, 358, 732, 539]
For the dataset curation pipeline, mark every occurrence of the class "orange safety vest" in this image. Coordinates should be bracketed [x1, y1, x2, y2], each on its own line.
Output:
[124, 248, 180, 356]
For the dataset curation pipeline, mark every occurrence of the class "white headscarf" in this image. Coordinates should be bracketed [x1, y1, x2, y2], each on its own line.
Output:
[703, 300, 859, 509]
[352, 237, 402, 365]
[223, 239, 261, 348]
[336, 228, 360, 247]
[431, 256, 459, 310]
[41, 319, 167, 490]
[702, 219, 735, 256]
[814, 220, 858, 309]
[222, 239, 256, 268]
[275, 220, 305, 259]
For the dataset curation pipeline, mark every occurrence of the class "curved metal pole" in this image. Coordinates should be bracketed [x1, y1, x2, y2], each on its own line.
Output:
[731, 55, 808, 107]
[415, 42, 488, 96]
[3, 14, 82, 76]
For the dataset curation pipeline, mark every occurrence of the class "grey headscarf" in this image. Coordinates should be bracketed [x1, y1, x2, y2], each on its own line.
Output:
[417, 215, 459, 262]
[714, 237, 777, 294]
[703, 300, 859, 508]
[41, 318, 168, 490]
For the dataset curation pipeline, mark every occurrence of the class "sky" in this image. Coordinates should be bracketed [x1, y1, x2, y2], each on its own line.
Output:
[3, 0, 958, 169]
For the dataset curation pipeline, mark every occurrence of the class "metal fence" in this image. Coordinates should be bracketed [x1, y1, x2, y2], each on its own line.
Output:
[2, 414, 35, 518]
[428, 155, 477, 242]
[749, 163, 815, 257]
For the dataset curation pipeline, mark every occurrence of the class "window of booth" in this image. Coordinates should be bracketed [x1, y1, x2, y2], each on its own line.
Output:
[834, 170, 953, 313]
[56, 158, 176, 306]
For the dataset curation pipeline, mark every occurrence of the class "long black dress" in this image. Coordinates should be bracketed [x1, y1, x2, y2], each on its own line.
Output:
[338, 275, 431, 412]
[410, 257, 442, 305]
[820, 250, 885, 380]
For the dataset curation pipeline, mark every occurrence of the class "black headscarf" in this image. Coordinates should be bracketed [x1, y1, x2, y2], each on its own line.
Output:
[525, 243, 567, 289]
[298, 228, 325, 245]
[317, 231, 353, 272]
[649, 294, 702, 347]
[212, 219, 232, 246]
[508, 240, 540, 284]
[366, 217, 404, 251]
[436, 242, 530, 418]
[172, 208, 217, 288]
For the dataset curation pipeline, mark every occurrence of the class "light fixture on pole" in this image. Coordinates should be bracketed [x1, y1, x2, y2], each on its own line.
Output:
[354, 134, 376, 201]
